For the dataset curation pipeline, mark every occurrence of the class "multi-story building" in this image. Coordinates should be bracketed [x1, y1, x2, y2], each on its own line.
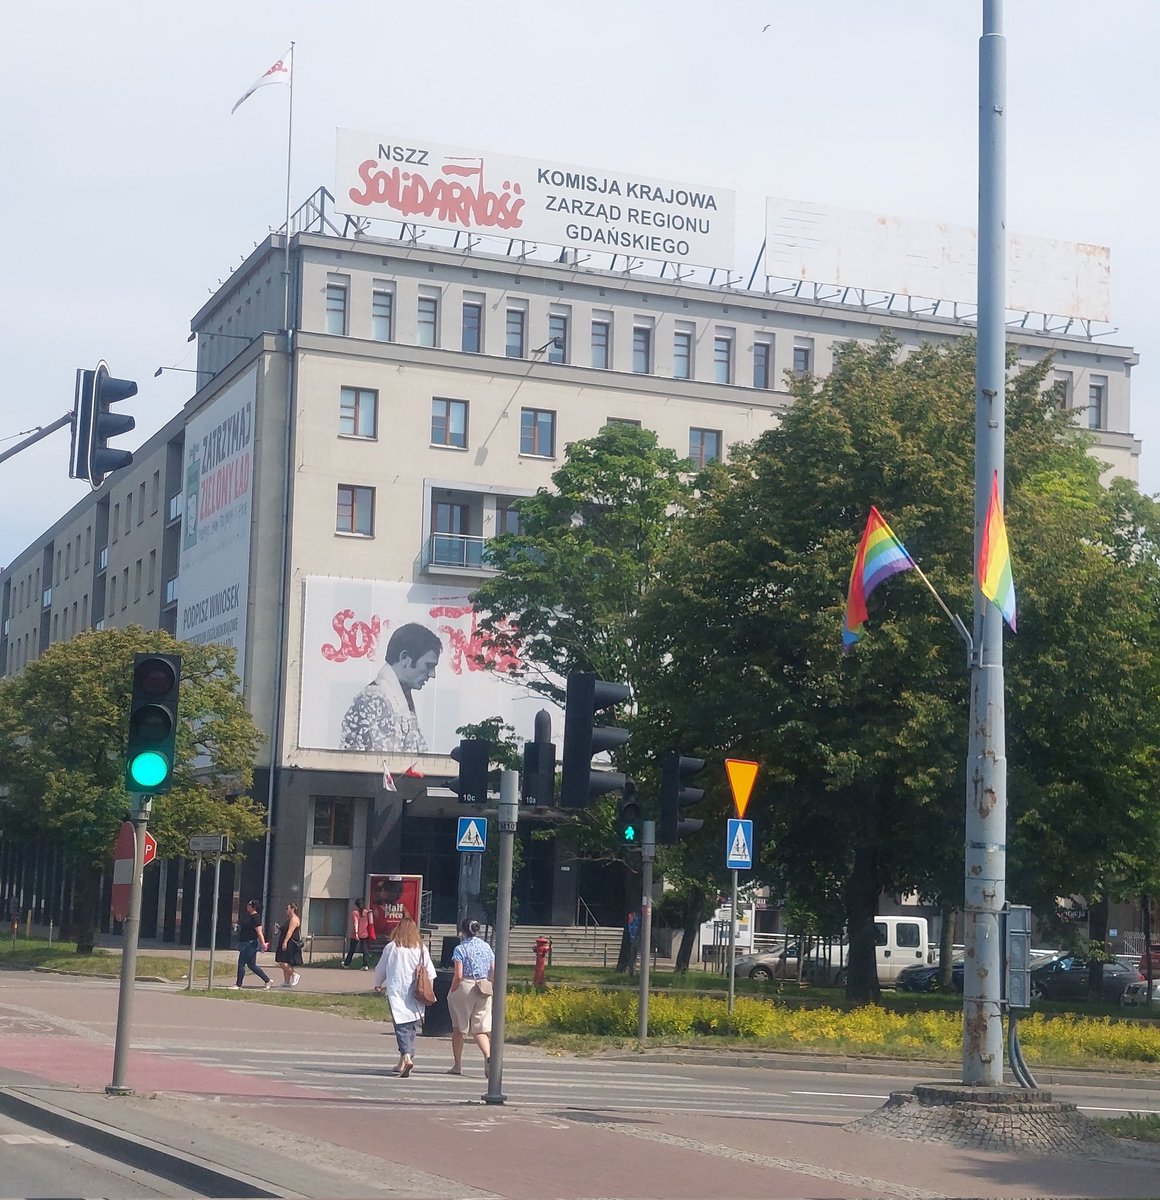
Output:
[0, 189, 1142, 946]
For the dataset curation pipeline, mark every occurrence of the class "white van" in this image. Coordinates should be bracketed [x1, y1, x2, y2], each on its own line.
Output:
[874, 915, 933, 984]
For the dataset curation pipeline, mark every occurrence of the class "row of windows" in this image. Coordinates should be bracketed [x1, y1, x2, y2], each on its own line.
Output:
[323, 278, 803, 388]
[1053, 371, 1108, 430]
[110, 471, 162, 545]
[334, 419, 721, 541]
[339, 386, 723, 463]
[106, 553, 158, 617]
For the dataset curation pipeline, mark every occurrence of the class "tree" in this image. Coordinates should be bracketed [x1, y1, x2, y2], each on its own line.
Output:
[638, 335, 1160, 1003]
[0, 626, 266, 951]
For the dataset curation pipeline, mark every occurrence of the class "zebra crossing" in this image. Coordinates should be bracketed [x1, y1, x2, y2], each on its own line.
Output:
[135, 1039, 891, 1118]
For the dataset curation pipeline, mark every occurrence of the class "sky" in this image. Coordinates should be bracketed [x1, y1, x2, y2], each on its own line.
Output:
[2, 0, 1157, 567]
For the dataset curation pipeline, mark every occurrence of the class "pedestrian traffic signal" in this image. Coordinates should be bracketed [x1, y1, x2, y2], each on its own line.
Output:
[125, 653, 181, 793]
[560, 672, 630, 808]
[521, 740, 555, 806]
[70, 361, 136, 488]
[449, 739, 490, 804]
[658, 750, 706, 843]
[618, 783, 642, 846]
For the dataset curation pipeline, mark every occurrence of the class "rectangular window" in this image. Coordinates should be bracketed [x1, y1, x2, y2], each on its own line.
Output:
[496, 501, 522, 536]
[673, 330, 693, 380]
[461, 302, 483, 353]
[164, 577, 178, 606]
[547, 313, 568, 363]
[793, 337, 813, 376]
[591, 319, 611, 369]
[606, 417, 642, 427]
[433, 501, 470, 535]
[134, 559, 142, 602]
[82, 594, 89, 628]
[307, 898, 349, 937]
[689, 428, 723, 468]
[1088, 377, 1107, 429]
[151, 471, 160, 514]
[55, 550, 61, 586]
[125, 494, 132, 533]
[325, 280, 348, 335]
[85, 526, 91, 564]
[632, 326, 652, 374]
[505, 308, 526, 358]
[339, 386, 378, 439]
[520, 408, 556, 457]
[108, 574, 117, 617]
[753, 340, 772, 389]
[431, 398, 468, 448]
[121, 568, 128, 610]
[713, 335, 733, 384]
[147, 550, 156, 595]
[336, 484, 375, 536]
[417, 296, 439, 347]
[312, 796, 355, 846]
[371, 288, 394, 341]
[138, 483, 145, 525]
[112, 504, 119, 542]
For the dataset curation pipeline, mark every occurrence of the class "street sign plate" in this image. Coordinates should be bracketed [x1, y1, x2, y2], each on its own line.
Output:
[726, 818, 753, 870]
[189, 834, 228, 855]
[456, 816, 487, 853]
[725, 759, 758, 818]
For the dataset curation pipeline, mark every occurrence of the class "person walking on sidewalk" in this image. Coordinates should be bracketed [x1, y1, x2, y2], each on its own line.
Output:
[275, 902, 303, 988]
[232, 899, 273, 990]
[343, 899, 375, 969]
[372, 917, 435, 1078]
[447, 918, 495, 1076]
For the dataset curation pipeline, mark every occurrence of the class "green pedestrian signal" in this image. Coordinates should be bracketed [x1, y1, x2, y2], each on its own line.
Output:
[617, 783, 642, 847]
[125, 654, 181, 793]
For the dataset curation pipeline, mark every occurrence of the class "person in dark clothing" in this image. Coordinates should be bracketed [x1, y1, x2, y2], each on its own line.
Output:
[231, 899, 273, 990]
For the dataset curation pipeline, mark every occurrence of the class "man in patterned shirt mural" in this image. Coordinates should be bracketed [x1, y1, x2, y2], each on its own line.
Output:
[339, 623, 442, 753]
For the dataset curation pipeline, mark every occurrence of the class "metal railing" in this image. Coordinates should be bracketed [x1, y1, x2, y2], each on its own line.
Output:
[429, 533, 487, 569]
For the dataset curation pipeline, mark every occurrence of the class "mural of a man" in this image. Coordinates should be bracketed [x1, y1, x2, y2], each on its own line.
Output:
[339, 623, 442, 752]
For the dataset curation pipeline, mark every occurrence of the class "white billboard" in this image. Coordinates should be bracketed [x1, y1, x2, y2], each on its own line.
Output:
[335, 129, 735, 269]
[177, 369, 256, 681]
[298, 577, 558, 757]
[765, 198, 1110, 322]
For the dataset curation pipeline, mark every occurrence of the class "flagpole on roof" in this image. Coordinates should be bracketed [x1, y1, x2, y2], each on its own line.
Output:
[283, 41, 295, 334]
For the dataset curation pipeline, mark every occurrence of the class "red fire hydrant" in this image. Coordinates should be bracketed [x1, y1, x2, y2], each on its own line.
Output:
[534, 935, 551, 987]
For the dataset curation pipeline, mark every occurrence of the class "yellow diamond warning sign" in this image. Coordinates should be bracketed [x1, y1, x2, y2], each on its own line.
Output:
[725, 759, 758, 818]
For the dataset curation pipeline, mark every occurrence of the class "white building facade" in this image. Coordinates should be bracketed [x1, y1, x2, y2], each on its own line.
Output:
[0, 196, 1141, 944]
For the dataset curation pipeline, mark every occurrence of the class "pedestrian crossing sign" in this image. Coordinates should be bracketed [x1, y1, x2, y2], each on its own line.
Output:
[726, 818, 753, 870]
[456, 816, 487, 853]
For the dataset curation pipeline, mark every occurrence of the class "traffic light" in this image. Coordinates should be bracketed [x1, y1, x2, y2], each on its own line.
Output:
[560, 672, 630, 808]
[617, 782, 642, 846]
[449, 739, 490, 804]
[70, 361, 137, 488]
[125, 653, 181, 793]
[521, 740, 555, 806]
[659, 750, 706, 843]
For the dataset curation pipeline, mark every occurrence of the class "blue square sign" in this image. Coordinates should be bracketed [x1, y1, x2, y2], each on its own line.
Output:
[726, 819, 753, 870]
[456, 816, 487, 853]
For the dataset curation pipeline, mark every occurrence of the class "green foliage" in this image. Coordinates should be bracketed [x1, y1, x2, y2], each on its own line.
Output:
[0, 626, 266, 869]
[456, 717, 522, 770]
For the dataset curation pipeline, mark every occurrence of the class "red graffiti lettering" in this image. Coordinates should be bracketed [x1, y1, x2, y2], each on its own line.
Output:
[347, 159, 525, 231]
[321, 609, 381, 662]
[429, 605, 521, 674]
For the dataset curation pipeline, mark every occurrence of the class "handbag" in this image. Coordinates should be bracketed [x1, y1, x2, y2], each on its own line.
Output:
[414, 956, 436, 1006]
[476, 978, 493, 997]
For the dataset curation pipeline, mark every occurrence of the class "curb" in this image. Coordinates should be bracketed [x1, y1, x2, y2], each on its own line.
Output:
[0, 1085, 279, 1198]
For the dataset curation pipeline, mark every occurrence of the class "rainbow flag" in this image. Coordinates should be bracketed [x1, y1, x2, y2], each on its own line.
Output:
[979, 471, 1017, 632]
[842, 506, 915, 650]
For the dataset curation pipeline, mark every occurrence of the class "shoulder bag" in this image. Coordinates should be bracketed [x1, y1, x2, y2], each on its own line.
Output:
[413, 954, 436, 1006]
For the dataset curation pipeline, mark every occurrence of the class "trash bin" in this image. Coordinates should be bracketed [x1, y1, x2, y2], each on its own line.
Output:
[422, 969, 454, 1036]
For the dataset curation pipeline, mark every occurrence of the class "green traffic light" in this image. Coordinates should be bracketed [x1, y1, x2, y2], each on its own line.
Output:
[128, 750, 170, 789]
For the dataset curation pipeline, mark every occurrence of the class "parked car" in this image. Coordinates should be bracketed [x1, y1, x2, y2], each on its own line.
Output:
[1120, 977, 1160, 1008]
[896, 960, 964, 993]
[1029, 955, 1139, 1002]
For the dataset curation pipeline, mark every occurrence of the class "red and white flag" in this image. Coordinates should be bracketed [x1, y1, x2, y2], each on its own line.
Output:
[382, 767, 397, 792]
[231, 47, 293, 114]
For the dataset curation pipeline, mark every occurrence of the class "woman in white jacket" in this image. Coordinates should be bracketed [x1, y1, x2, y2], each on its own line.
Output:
[373, 917, 436, 1077]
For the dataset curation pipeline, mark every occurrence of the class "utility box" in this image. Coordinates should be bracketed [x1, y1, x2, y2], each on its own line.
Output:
[1006, 904, 1033, 1010]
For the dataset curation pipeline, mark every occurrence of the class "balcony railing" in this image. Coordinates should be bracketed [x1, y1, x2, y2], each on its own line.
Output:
[428, 533, 487, 569]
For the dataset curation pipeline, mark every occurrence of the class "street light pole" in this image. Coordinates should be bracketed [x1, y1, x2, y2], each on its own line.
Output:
[963, 0, 1008, 1086]
[483, 769, 518, 1105]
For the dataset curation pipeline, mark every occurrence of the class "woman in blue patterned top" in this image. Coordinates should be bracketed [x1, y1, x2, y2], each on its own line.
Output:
[447, 919, 495, 1075]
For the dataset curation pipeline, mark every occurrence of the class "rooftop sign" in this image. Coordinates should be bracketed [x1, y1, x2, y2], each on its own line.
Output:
[335, 130, 736, 269]
[765, 198, 1110, 322]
